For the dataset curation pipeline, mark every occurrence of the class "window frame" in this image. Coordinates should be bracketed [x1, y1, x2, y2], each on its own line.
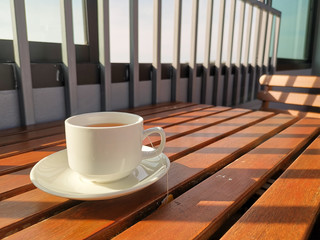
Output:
[273, 0, 317, 71]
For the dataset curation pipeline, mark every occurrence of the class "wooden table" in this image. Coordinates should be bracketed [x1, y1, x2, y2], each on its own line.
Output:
[1, 102, 320, 239]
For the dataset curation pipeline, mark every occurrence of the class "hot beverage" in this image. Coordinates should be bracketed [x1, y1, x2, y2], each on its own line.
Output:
[87, 123, 125, 127]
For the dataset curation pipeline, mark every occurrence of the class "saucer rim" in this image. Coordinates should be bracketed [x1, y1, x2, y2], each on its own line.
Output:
[30, 146, 170, 200]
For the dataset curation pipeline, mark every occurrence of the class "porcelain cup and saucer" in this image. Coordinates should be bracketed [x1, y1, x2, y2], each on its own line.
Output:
[30, 112, 169, 200]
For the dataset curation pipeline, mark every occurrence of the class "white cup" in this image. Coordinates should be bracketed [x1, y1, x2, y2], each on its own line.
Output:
[65, 112, 166, 183]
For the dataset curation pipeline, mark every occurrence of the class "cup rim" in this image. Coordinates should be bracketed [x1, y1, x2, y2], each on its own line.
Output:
[65, 111, 143, 129]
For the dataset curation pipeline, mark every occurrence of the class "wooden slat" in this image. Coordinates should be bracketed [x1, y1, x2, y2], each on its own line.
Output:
[222, 136, 320, 240]
[113, 118, 319, 240]
[263, 107, 320, 119]
[136, 103, 207, 118]
[0, 144, 66, 176]
[142, 104, 213, 122]
[144, 108, 250, 146]
[0, 189, 76, 239]
[0, 168, 34, 200]
[123, 101, 188, 113]
[257, 90, 320, 107]
[260, 75, 320, 88]
[4, 114, 297, 240]
[144, 106, 230, 128]
[0, 125, 64, 147]
[0, 120, 63, 138]
[163, 111, 273, 160]
[129, 102, 199, 116]
[0, 134, 66, 159]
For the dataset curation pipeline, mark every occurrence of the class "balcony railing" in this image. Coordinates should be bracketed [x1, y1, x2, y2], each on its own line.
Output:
[0, 0, 281, 129]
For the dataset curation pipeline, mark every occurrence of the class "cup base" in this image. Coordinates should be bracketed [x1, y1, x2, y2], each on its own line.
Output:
[78, 169, 133, 183]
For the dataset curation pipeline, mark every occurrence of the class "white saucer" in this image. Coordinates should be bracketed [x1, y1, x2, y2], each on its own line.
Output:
[30, 146, 170, 200]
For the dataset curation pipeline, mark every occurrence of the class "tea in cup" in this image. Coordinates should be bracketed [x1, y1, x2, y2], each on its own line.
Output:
[65, 112, 166, 183]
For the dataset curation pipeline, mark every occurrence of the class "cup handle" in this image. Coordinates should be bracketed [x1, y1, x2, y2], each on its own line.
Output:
[142, 127, 166, 160]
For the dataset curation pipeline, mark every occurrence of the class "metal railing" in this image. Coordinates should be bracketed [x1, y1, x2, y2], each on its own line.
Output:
[0, 0, 281, 129]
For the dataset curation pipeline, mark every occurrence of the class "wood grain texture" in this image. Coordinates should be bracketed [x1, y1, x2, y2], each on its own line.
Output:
[164, 111, 274, 160]
[263, 107, 320, 118]
[0, 168, 33, 200]
[113, 118, 320, 240]
[0, 120, 63, 138]
[258, 75, 320, 117]
[0, 134, 66, 159]
[0, 125, 64, 147]
[4, 114, 296, 240]
[0, 144, 66, 175]
[257, 90, 320, 107]
[144, 108, 251, 145]
[259, 75, 320, 88]
[0, 189, 76, 239]
[144, 106, 230, 128]
[1, 104, 320, 240]
[222, 136, 320, 240]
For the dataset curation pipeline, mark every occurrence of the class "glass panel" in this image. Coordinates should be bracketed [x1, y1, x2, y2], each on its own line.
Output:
[25, 0, 62, 43]
[196, 0, 207, 63]
[272, 0, 311, 60]
[25, 0, 86, 44]
[139, 0, 153, 63]
[0, 0, 13, 40]
[210, 0, 221, 63]
[161, 0, 174, 63]
[110, 0, 129, 63]
[72, 0, 86, 44]
[180, 0, 192, 63]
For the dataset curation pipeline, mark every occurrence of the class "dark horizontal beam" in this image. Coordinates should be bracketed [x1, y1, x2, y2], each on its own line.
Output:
[0, 62, 256, 90]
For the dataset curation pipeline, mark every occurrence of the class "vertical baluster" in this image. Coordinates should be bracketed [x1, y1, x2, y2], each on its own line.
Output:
[172, 0, 182, 102]
[188, 0, 199, 103]
[255, 8, 267, 96]
[263, 12, 274, 75]
[98, 0, 112, 110]
[212, 0, 226, 106]
[86, 0, 99, 63]
[223, 0, 236, 106]
[271, 15, 280, 74]
[242, 2, 253, 103]
[61, 0, 78, 116]
[248, 5, 260, 101]
[152, 0, 162, 104]
[10, 0, 35, 125]
[202, 0, 214, 104]
[232, 0, 245, 106]
[129, 0, 139, 107]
